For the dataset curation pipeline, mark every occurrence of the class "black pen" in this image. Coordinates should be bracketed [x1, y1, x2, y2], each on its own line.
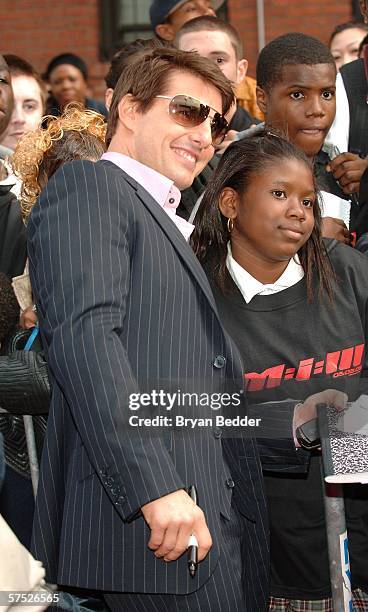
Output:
[188, 485, 198, 578]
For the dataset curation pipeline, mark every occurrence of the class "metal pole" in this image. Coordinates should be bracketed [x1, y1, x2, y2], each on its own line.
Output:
[23, 415, 39, 498]
[322, 477, 353, 611]
[256, 0, 266, 51]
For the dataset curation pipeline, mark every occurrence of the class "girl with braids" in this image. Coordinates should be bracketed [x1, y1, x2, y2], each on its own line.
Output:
[192, 132, 368, 610]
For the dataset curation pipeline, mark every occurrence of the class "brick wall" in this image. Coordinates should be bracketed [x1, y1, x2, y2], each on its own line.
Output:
[1, 0, 109, 99]
[1, 0, 354, 100]
[229, 0, 353, 77]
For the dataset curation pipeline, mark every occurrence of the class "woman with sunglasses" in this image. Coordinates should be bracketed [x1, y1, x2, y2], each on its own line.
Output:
[191, 132, 368, 609]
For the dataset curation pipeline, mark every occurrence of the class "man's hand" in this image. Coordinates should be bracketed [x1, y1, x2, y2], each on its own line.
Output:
[141, 489, 212, 562]
[19, 306, 38, 329]
[321, 217, 352, 244]
[215, 124, 259, 155]
[293, 389, 348, 432]
[327, 152, 368, 195]
[215, 129, 238, 155]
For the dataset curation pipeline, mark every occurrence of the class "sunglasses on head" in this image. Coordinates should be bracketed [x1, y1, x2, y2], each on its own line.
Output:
[155, 94, 228, 146]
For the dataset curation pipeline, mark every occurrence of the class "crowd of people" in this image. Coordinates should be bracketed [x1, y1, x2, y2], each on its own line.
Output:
[1, 0, 368, 610]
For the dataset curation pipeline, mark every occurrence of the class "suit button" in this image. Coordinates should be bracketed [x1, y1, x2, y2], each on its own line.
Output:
[213, 427, 222, 439]
[115, 495, 126, 506]
[226, 478, 235, 489]
[213, 355, 226, 369]
[106, 477, 114, 486]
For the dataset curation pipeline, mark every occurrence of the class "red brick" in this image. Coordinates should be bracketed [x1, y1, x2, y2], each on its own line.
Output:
[1, 0, 354, 100]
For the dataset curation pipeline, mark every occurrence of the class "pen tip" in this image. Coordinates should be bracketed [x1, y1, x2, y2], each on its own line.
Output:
[188, 562, 196, 577]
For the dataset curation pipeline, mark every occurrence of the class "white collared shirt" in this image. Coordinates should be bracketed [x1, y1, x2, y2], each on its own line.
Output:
[226, 242, 305, 304]
[101, 152, 194, 241]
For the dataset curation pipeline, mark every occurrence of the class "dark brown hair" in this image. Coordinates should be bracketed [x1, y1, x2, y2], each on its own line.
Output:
[191, 132, 335, 302]
[175, 16, 243, 59]
[329, 21, 368, 47]
[105, 38, 169, 89]
[106, 47, 234, 146]
[4, 54, 47, 108]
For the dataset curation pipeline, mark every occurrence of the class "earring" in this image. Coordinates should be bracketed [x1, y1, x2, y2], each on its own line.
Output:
[227, 218, 234, 233]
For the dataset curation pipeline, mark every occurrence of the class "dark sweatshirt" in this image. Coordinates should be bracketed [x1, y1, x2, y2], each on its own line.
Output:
[208, 240, 368, 599]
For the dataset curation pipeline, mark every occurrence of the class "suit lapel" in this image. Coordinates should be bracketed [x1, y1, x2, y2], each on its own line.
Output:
[100, 160, 219, 317]
[135, 183, 219, 312]
[135, 184, 245, 382]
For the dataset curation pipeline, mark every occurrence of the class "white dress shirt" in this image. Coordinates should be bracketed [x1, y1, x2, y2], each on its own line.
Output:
[101, 152, 194, 241]
[226, 242, 304, 304]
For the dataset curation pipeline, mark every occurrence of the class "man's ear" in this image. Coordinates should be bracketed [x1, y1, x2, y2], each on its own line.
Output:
[155, 23, 175, 42]
[236, 59, 248, 85]
[218, 187, 239, 220]
[105, 88, 113, 111]
[117, 94, 141, 131]
[256, 85, 268, 116]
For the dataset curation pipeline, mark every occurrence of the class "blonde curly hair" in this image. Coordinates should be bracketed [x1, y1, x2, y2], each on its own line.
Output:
[12, 103, 107, 222]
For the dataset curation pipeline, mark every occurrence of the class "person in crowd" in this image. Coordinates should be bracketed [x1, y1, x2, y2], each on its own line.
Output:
[0, 54, 26, 280]
[104, 35, 219, 221]
[324, 1, 368, 243]
[0, 55, 47, 202]
[44, 52, 107, 119]
[175, 17, 257, 138]
[104, 21, 257, 221]
[150, 0, 222, 40]
[175, 15, 259, 218]
[149, 0, 263, 119]
[12, 102, 106, 327]
[13, 103, 106, 224]
[255, 32, 357, 245]
[29, 45, 270, 611]
[0, 57, 15, 167]
[0, 104, 107, 551]
[192, 131, 368, 611]
[329, 21, 368, 71]
[29, 45, 348, 610]
[10, 104, 106, 331]
[104, 38, 168, 110]
[0, 53, 31, 549]
[0, 279, 51, 608]
[0, 55, 46, 155]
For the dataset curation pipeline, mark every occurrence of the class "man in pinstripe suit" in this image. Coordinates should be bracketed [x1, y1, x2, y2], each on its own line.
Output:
[27, 48, 272, 611]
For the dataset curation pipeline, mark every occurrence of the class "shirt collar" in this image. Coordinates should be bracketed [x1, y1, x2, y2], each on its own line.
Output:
[226, 242, 304, 304]
[101, 152, 194, 240]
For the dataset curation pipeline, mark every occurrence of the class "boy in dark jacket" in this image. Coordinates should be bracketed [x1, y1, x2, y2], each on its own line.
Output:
[255, 32, 362, 246]
[252, 31, 368, 610]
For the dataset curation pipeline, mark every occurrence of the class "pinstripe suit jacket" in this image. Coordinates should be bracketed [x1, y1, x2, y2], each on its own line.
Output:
[28, 159, 269, 597]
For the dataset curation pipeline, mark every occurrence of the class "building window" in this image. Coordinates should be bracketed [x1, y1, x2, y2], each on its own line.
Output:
[99, 0, 228, 60]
